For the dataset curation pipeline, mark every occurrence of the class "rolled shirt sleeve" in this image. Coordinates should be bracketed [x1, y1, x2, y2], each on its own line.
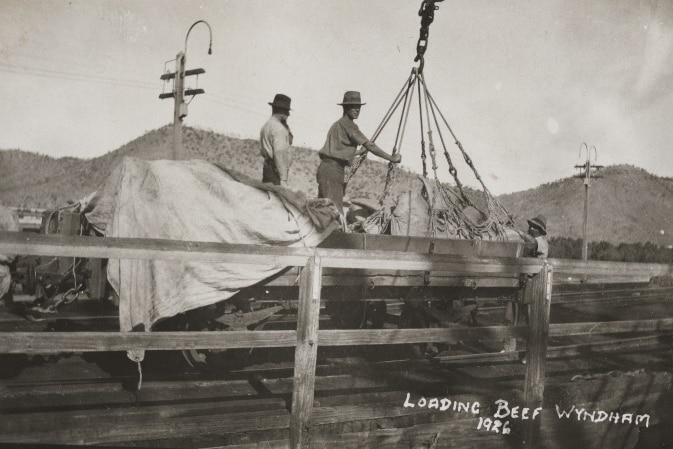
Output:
[319, 116, 369, 165]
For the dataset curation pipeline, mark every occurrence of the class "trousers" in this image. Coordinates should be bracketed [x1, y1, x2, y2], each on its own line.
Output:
[262, 159, 281, 185]
[316, 157, 346, 212]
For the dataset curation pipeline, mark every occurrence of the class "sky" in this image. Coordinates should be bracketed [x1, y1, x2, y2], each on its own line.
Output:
[1, 0, 672, 194]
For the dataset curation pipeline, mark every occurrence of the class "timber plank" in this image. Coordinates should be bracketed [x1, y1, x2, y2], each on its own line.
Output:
[0, 231, 312, 267]
[0, 407, 291, 445]
[522, 264, 553, 448]
[0, 231, 544, 272]
[290, 256, 322, 448]
[317, 326, 527, 346]
[0, 330, 297, 353]
[549, 318, 673, 336]
[2, 319, 670, 354]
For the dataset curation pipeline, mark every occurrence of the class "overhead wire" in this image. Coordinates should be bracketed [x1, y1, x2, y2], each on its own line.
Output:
[0, 62, 157, 90]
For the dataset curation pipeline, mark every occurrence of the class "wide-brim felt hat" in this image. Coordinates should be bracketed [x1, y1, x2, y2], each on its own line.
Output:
[268, 93, 292, 110]
[527, 215, 547, 235]
[337, 91, 366, 106]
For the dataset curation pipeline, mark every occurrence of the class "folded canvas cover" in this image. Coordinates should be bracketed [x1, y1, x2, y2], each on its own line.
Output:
[85, 158, 339, 358]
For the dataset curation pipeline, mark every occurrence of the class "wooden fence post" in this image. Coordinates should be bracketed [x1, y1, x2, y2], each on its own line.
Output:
[523, 262, 553, 448]
[290, 255, 322, 449]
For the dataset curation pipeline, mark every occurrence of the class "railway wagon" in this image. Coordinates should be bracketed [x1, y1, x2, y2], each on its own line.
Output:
[10, 204, 532, 368]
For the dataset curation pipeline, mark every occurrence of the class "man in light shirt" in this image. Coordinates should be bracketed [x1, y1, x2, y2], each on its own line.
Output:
[260, 94, 293, 186]
[317, 91, 401, 213]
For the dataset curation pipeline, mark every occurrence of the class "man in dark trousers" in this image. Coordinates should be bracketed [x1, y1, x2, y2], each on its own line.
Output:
[317, 91, 401, 214]
[260, 94, 293, 186]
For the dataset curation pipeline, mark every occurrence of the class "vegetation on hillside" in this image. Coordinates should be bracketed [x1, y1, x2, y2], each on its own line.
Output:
[549, 237, 673, 263]
[0, 125, 460, 210]
[2, 125, 672, 247]
[499, 165, 673, 246]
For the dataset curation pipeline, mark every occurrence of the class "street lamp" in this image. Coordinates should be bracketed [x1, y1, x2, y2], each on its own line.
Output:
[185, 20, 213, 58]
[160, 20, 213, 160]
[574, 143, 603, 261]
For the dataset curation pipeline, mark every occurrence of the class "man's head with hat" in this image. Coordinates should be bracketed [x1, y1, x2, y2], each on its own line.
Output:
[269, 93, 291, 119]
[527, 214, 547, 236]
[338, 91, 366, 121]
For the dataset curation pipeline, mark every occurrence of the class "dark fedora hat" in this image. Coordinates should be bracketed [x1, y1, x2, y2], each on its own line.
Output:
[268, 93, 292, 110]
[337, 91, 366, 106]
[527, 215, 547, 235]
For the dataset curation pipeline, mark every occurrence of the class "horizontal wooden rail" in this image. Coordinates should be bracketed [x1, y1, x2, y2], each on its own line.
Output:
[0, 330, 297, 353]
[3, 318, 672, 354]
[4, 232, 671, 278]
[549, 318, 673, 336]
[0, 232, 313, 267]
[0, 231, 544, 274]
[317, 326, 527, 346]
[550, 258, 673, 278]
[0, 326, 526, 354]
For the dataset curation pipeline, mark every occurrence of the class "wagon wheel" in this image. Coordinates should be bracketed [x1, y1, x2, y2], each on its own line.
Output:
[399, 302, 440, 359]
[178, 298, 284, 370]
[178, 311, 228, 369]
[365, 300, 388, 329]
[327, 287, 366, 329]
[327, 287, 388, 329]
[398, 291, 466, 359]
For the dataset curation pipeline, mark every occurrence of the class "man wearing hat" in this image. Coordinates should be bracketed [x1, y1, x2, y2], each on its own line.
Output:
[316, 91, 402, 213]
[503, 214, 549, 355]
[260, 94, 293, 186]
[525, 214, 548, 258]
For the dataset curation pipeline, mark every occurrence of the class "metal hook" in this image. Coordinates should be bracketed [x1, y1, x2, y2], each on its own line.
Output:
[415, 55, 425, 74]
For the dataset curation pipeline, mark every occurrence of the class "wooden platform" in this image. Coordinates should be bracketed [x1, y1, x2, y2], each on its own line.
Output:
[2, 231, 673, 448]
[1, 284, 672, 448]
[0, 337, 671, 448]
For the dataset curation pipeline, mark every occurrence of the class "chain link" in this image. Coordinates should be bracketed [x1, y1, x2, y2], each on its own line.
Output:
[415, 0, 444, 73]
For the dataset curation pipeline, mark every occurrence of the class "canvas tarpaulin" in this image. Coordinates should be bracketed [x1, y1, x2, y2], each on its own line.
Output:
[84, 157, 339, 360]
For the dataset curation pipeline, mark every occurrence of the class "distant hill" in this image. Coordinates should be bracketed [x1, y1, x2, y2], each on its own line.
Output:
[498, 165, 673, 246]
[2, 126, 672, 245]
[0, 125, 428, 209]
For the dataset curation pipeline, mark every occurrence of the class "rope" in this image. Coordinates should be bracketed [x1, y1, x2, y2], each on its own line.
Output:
[345, 69, 417, 186]
[417, 78, 428, 178]
[419, 74, 471, 207]
[426, 88, 516, 232]
[344, 0, 517, 242]
[379, 73, 418, 206]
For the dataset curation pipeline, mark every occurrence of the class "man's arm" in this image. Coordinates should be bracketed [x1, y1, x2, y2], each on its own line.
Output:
[271, 127, 291, 185]
[362, 141, 401, 163]
[274, 147, 291, 185]
[520, 233, 538, 257]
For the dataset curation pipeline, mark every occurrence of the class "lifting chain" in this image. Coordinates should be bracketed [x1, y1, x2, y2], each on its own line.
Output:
[345, 70, 417, 186]
[415, 0, 444, 73]
[379, 73, 417, 206]
[346, 0, 517, 241]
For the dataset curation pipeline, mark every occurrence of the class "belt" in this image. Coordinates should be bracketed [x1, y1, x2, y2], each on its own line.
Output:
[319, 155, 348, 166]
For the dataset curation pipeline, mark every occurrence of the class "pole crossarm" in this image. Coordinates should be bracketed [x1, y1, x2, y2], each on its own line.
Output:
[160, 68, 205, 81]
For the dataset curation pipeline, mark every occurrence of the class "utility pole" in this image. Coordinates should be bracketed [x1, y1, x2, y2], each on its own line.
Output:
[574, 143, 603, 260]
[159, 20, 212, 160]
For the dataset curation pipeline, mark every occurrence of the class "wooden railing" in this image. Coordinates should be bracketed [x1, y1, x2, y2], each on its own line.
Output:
[0, 231, 672, 448]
